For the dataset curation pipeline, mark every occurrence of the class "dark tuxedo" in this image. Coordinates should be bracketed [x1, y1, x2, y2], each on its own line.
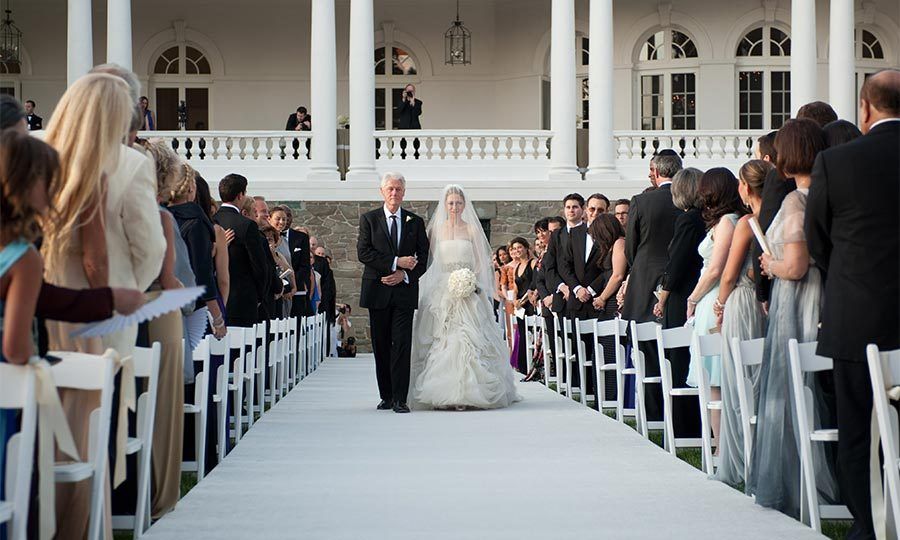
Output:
[285, 229, 312, 316]
[397, 99, 422, 130]
[26, 113, 42, 131]
[806, 119, 900, 539]
[213, 205, 270, 326]
[285, 113, 311, 131]
[357, 207, 429, 405]
[753, 168, 796, 302]
[313, 255, 336, 323]
[559, 225, 604, 320]
[544, 225, 579, 314]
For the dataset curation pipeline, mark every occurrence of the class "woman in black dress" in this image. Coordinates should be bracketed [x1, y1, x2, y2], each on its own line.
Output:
[509, 237, 536, 374]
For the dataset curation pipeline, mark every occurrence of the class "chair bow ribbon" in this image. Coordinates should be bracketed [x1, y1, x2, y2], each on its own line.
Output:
[112, 351, 136, 488]
[28, 357, 80, 540]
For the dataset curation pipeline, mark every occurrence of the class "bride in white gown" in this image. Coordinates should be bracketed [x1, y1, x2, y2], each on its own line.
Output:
[409, 185, 521, 410]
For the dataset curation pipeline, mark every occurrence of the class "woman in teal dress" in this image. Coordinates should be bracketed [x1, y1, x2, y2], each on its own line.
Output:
[685, 168, 746, 453]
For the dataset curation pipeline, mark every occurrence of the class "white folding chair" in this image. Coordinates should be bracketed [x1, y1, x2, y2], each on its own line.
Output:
[730, 337, 764, 493]
[559, 317, 579, 401]
[574, 318, 598, 407]
[52, 351, 115, 540]
[318, 312, 327, 366]
[298, 317, 308, 379]
[539, 317, 557, 389]
[593, 319, 627, 416]
[254, 323, 268, 415]
[604, 318, 633, 422]
[867, 344, 900, 536]
[288, 317, 299, 384]
[224, 328, 246, 443]
[655, 325, 701, 455]
[241, 326, 258, 430]
[551, 313, 568, 396]
[207, 335, 232, 463]
[0, 363, 37, 540]
[182, 337, 210, 480]
[306, 317, 317, 373]
[524, 315, 540, 374]
[787, 339, 852, 532]
[629, 320, 663, 438]
[268, 320, 285, 406]
[112, 343, 160, 538]
[690, 332, 723, 475]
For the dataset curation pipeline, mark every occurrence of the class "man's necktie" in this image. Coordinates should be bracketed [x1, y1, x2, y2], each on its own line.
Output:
[390, 215, 399, 252]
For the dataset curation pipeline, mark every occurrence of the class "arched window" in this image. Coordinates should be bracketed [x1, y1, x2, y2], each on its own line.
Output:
[854, 28, 889, 122]
[634, 28, 699, 130]
[374, 43, 420, 129]
[735, 24, 792, 130]
[0, 61, 21, 98]
[150, 44, 212, 130]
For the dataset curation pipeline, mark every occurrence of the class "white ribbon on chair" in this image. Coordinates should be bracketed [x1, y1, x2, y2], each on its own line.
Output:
[28, 357, 80, 540]
[112, 351, 136, 488]
[870, 383, 900, 540]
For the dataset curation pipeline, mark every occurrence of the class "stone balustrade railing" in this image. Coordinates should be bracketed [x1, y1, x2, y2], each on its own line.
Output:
[614, 130, 768, 161]
[143, 131, 312, 161]
[374, 130, 552, 161]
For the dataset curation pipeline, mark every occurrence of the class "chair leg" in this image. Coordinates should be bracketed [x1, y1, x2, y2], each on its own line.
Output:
[217, 398, 227, 464]
[663, 392, 675, 455]
[616, 370, 625, 422]
[195, 412, 205, 481]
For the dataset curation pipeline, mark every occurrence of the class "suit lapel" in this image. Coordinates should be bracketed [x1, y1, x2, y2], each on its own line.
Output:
[376, 210, 394, 253]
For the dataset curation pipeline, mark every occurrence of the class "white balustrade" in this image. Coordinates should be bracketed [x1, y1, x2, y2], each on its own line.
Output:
[374, 130, 552, 163]
[613, 130, 766, 162]
[143, 131, 313, 162]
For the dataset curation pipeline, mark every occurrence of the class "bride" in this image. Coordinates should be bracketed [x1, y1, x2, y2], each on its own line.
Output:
[409, 184, 521, 410]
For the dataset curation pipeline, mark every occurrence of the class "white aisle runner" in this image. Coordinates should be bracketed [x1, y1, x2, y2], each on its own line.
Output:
[145, 355, 822, 539]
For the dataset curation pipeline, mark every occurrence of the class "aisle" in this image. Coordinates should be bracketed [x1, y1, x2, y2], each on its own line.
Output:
[145, 355, 823, 539]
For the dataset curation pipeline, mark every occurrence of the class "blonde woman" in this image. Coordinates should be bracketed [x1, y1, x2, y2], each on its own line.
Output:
[43, 73, 166, 540]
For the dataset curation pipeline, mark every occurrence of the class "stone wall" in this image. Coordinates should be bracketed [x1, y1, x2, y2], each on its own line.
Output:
[274, 199, 560, 351]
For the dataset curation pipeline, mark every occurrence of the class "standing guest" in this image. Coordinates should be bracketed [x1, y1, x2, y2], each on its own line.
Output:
[526, 218, 553, 382]
[806, 69, 900, 540]
[43, 74, 165, 540]
[253, 196, 270, 222]
[0, 95, 27, 132]
[684, 168, 745, 452]
[750, 118, 838, 518]
[613, 199, 630, 229]
[585, 193, 610, 224]
[623, 152, 682, 423]
[756, 131, 777, 162]
[312, 237, 336, 349]
[797, 101, 838, 128]
[713, 159, 771, 487]
[285, 106, 312, 131]
[509, 237, 536, 374]
[822, 119, 862, 147]
[140, 96, 156, 130]
[214, 174, 270, 327]
[652, 167, 705, 439]
[194, 175, 231, 309]
[251, 200, 282, 321]
[260, 224, 297, 317]
[269, 205, 296, 317]
[24, 99, 42, 131]
[282, 207, 312, 317]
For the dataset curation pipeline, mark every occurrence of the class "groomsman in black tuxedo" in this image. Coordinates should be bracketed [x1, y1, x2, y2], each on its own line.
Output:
[282, 208, 312, 317]
[213, 174, 270, 327]
[622, 152, 682, 421]
[357, 172, 429, 413]
[806, 70, 900, 540]
[533, 217, 564, 368]
[24, 100, 42, 130]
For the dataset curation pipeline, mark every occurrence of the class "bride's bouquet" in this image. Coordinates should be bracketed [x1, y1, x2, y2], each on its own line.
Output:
[447, 268, 478, 299]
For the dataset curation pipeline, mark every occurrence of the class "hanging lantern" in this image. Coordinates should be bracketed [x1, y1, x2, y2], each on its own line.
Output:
[444, 0, 471, 65]
[0, 0, 21, 68]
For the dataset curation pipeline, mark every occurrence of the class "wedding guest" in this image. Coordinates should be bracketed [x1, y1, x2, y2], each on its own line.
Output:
[613, 199, 630, 229]
[312, 238, 337, 349]
[713, 159, 771, 487]
[24, 99, 42, 130]
[805, 69, 900, 539]
[585, 193, 610, 224]
[822, 119, 862, 148]
[260, 224, 297, 317]
[755, 131, 777, 162]
[0, 95, 26, 132]
[140, 96, 156, 130]
[796, 101, 838, 128]
[526, 218, 553, 382]
[509, 237, 536, 374]
[269, 205, 296, 317]
[281, 207, 312, 317]
[194, 175, 231, 309]
[623, 152, 682, 422]
[652, 167, 705, 439]
[750, 118, 838, 518]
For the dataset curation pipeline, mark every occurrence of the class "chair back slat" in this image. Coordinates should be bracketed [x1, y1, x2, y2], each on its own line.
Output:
[736, 337, 765, 367]
[50, 352, 114, 390]
[695, 333, 723, 357]
[794, 341, 833, 372]
[659, 326, 693, 350]
[631, 321, 658, 342]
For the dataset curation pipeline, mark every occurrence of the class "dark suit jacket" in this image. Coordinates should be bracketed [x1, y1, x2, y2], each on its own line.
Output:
[169, 202, 218, 309]
[543, 226, 579, 314]
[213, 205, 270, 325]
[559, 225, 605, 318]
[26, 114, 42, 131]
[622, 184, 680, 322]
[314, 255, 336, 322]
[661, 208, 705, 328]
[398, 99, 422, 129]
[753, 168, 796, 302]
[285, 113, 311, 131]
[285, 228, 311, 313]
[806, 120, 900, 361]
[357, 208, 429, 310]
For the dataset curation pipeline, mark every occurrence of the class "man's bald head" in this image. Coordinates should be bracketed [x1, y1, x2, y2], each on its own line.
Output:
[859, 69, 900, 134]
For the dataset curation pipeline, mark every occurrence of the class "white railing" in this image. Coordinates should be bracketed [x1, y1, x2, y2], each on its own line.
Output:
[141, 131, 312, 161]
[614, 130, 768, 161]
[374, 130, 551, 161]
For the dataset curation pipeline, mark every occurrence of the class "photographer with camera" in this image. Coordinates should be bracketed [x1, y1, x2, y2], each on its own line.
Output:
[397, 84, 422, 129]
[285, 106, 312, 131]
[336, 303, 356, 357]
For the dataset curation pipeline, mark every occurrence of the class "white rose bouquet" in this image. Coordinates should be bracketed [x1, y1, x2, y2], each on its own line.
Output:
[447, 268, 478, 299]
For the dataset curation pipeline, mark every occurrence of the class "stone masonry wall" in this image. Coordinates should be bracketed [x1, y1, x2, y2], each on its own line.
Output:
[274, 200, 560, 351]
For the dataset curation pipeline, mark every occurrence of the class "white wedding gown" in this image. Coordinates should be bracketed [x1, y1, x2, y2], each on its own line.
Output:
[410, 238, 520, 409]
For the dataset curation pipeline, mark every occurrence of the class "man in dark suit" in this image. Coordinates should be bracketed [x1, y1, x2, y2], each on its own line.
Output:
[622, 152, 682, 421]
[24, 100, 42, 131]
[252, 206, 284, 321]
[533, 218, 563, 368]
[281, 208, 312, 317]
[805, 70, 900, 540]
[285, 106, 312, 131]
[312, 240, 337, 354]
[357, 173, 429, 413]
[213, 174, 271, 327]
[397, 84, 422, 130]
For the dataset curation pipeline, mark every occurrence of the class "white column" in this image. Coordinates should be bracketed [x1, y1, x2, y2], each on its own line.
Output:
[829, 0, 855, 120]
[585, 0, 617, 181]
[790, 0, 817, 116]
[549, 0, 581, 181]
[106, 0, 132, 69]
[67, 0, 93, 85]
[308, 0, 340, 180]
[346, 0, 378, 183]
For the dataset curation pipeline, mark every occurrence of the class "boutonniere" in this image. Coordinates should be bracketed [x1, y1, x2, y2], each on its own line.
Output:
[405, 215, 413, 223]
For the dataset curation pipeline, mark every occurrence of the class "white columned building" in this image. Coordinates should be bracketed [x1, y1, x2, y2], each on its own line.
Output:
[549, 0, 581, 182]
[585, 0, 617, 181]
[66, 0, 93, 85]
[829, 0, 856, 120]
[308, 0, 340, 181]
[346, 0, 378, 183]
[790, 0, 817, 115]
[106, 0, 133, 69]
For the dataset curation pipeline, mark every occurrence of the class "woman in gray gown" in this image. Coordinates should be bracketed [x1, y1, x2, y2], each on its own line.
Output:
[748, 119, 838, 517]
